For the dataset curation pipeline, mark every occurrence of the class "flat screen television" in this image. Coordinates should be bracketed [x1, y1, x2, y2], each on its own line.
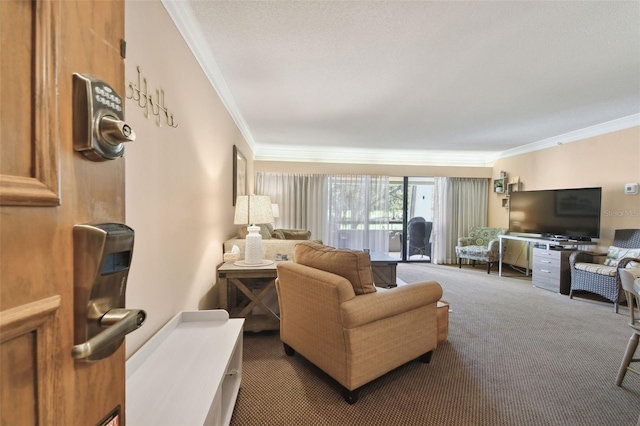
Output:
[508, 187, 602, 240]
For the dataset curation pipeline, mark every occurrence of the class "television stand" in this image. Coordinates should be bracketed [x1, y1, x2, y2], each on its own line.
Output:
[498, 234, 597, 277]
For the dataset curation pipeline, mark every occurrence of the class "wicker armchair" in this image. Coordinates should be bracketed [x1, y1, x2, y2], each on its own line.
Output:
[400, 217, 433, 259]
[569, 229, 640, 313]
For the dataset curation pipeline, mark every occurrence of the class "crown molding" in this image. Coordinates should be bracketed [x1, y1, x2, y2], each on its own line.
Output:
[256, 113, 640, 166]
[486, 114, 640, 164]
[254, 144, 497, 167]
[161, 1, 639, 167]
[161, 0, 256, 150]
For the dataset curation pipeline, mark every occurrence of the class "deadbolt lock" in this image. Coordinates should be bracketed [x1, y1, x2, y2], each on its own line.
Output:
[73, 73, 136, 161]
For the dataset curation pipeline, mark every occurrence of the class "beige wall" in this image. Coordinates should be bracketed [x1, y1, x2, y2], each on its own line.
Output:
[123, 1, 253, 357]
[491, 127, 640, 266]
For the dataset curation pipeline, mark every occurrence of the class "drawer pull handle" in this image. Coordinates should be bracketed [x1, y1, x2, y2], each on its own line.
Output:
[541, 260, 551, 263]
[540, 269, 550, 273]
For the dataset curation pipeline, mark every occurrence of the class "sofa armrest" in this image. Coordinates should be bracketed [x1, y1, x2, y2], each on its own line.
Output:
[340, 281, 442, 329]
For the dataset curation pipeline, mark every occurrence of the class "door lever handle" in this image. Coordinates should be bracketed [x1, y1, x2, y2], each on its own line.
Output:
[72, 308, 146, 360]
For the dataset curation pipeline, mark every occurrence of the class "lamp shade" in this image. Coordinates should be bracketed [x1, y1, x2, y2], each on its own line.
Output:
[234, 195, 274, 225]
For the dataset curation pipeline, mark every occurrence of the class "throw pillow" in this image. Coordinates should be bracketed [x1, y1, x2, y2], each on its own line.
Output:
[278, 229, 312, 240]
[237, 224, 273, 239]
[272, 229, 286, 239]
[604, 246, 640, 267]
[261, 223, 275, 238]
[294, 241, 376, 295]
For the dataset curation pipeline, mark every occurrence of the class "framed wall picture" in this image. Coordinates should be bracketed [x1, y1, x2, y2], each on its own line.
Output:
[233, 145, 247, 206]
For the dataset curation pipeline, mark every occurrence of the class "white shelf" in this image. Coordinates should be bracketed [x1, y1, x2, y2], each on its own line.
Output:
[126, 310, 244, 426]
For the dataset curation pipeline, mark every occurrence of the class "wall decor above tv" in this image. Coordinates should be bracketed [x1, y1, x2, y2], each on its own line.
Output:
[508, 187, 602, 240]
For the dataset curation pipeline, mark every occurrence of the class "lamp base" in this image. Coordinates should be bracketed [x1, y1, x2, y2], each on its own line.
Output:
[244, 225, 264, 265]
[234, 259, 274, 267]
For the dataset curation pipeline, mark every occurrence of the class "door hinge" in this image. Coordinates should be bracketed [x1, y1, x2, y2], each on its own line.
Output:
[120, 39, 126, 59]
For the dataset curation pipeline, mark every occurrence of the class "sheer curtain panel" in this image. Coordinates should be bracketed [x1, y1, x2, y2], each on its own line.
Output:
[256, 173, 390, 252]
[256, 173, 327, 242]
[326, 175, 389, 252]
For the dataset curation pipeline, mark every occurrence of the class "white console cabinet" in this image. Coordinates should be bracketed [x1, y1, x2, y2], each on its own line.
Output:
[126, 310, 244, 426]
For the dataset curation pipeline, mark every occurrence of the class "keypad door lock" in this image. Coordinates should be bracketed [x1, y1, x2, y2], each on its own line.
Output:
[72, 223, 146, 361]
[73, 73, 136, 161]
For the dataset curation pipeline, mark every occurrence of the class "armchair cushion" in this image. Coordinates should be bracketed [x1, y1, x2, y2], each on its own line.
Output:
[295, 241, 376, 295]
[574, 263, 618, 276]
[604, 246, 640, 267]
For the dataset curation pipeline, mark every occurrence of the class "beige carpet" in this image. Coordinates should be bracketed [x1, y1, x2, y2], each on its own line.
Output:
[230, 263, 640, 425]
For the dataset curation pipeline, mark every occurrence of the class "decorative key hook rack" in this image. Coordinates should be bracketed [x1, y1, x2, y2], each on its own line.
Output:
[126, 66, 178, 128]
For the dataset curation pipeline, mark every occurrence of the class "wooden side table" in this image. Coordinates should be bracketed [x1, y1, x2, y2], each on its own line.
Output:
[369, 252, 398, 287]
[218, 261, 281, 332]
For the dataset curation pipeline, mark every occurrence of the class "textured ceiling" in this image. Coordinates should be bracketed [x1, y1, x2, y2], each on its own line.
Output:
[166, 1, 640, 166]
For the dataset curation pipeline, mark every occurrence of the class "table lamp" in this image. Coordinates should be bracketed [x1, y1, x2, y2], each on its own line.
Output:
[234, 195, 274, 265]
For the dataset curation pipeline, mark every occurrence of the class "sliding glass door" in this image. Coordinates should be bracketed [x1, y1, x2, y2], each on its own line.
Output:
[388, 177, 434, 262]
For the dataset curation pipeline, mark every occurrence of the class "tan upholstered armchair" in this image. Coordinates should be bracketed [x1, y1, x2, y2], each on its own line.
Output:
[275, 242, 443, 404]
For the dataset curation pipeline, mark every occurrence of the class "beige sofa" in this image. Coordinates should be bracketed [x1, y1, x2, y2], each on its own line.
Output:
[223, 238, 306, 261]
[275, 241, 443, 403]
[223, 223, 318, 261]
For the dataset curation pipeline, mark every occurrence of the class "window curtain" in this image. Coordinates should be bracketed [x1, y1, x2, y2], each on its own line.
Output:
[326, 175, 389, 251]
[255, 173, 327, 242]
[432, 177, 489, 264]
[256, 173, 390, 252]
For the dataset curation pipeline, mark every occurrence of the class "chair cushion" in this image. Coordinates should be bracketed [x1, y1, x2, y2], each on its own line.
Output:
[575, 262, 618, 277]
[294, 241, 376, 295]
[604, 246, 640, 267]
[455, 245, 501, 262]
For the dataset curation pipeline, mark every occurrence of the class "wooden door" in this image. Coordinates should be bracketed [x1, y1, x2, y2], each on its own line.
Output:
[1, 1, 127, 424]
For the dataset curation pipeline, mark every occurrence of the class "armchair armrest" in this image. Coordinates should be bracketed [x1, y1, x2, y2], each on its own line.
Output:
[487, 238, 501, 253]
[617, 257, 640, 270]
[457, 237, 474, 246]
[341, 281, 442, 329]
[569, 250, 600, 267]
